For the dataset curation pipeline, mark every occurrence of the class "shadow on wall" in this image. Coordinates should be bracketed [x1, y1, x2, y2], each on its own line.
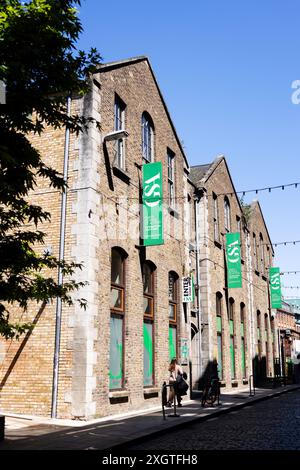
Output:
[0, 301, 46, 391]
[192, 359, 219, 392]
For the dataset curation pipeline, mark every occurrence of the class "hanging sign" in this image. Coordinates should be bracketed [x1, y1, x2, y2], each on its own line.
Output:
[179, 338, 189, 365]
[142, 162, 164, 246]
[182, 276, 194, 303]
[270, 267, 282, 309]
[226, 232, 242, 288]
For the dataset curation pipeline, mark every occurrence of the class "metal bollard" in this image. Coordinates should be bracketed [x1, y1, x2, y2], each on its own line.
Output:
[161, 383, 180, 420]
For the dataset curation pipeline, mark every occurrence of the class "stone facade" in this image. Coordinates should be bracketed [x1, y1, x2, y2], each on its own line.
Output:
[190, 157, 277, 390]
[0, 57, 283, 419]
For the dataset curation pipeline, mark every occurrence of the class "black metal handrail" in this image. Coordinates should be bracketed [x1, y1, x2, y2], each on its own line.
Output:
[161, 382, 180, 420]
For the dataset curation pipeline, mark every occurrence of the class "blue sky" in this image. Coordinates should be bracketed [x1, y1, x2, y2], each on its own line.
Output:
[77, 0, 300, 301]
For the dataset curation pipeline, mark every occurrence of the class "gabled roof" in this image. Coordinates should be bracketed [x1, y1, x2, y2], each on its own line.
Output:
[96, 56, 189, 170]
[189, 163, 214, 186]
[190, 155, 243, 213]
[248, 200, 274, 254]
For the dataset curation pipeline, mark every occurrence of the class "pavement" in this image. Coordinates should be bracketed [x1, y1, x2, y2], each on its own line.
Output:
[1, 384, 300, 450]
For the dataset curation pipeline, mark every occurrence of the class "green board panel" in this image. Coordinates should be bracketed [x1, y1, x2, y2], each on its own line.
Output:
[230, 336, 236, 379]
[109, 316, 123, 389]
[143, 322, 154, 386]
[142, 162, 164, 246]
[169, 326, 176, 361]
[217, 334, 223, 380]
[226, 232, 242, 288]
[269, 267, 282, 309]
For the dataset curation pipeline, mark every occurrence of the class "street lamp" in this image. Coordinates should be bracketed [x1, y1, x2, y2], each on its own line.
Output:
[103, 130, 129, 142]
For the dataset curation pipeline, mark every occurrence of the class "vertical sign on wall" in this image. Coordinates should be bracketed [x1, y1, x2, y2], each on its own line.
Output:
[269, 267, 282, 309]
[142, 162, 164, 246]
[179, 338, 189, 365]
[226, 233, 242, 288]
[182, 276, 194, 303]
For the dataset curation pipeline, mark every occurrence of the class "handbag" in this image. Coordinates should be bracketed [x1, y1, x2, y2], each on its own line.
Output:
[176, 373, 189, 396]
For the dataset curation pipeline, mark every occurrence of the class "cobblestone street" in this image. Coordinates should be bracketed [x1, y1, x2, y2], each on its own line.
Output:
[128, 390, 300, 450]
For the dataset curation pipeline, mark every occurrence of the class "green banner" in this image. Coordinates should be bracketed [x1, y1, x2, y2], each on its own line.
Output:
[142, 162, 164, 246]
[270, 267, 282, 309]
[226, 232, 242, 288]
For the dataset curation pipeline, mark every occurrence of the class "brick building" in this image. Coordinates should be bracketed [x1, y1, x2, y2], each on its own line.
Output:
[0, 57, 196, 419]
[0, 57, 278, 419]
[190, 158, 276, 390]
[276, 300, 300, 378]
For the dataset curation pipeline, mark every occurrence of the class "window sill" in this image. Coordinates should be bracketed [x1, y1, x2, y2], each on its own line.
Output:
[108, 390, 129, 399]
[144, 387, 160, 396]
[112, 165, 131, 184]
[220, 381, 226, 388]
[243, 378, 249, 385]
[168, 207, 179, 219]
[231, 380, 239, 387]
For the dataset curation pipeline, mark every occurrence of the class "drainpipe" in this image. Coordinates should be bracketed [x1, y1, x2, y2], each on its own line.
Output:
[51, 96, 71, 419]
[194, 190, 203, 380]
[246, 231, 255, 379]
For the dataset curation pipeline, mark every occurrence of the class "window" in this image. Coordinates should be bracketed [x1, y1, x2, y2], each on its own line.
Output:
[110, 248, 126, 390]
[259, 233, 265, 273]
[167, 149, 175, 207]
[213, 193, 220, 242]
[169, 271, 179, 360]
[253, 233, 258, 271]
[257, 310, 261, 358]
[236, 215, 243, 258]
[240, 303, 246, 378]
[224, 197, 231, 233]
[143, 262, 155, 387]
[114, 95, 126, 170]
[216, 292, 223, 380]
[267, 246, 273, 269]
[142, 112, 154, 162]
[229, 298, 236, 379]
[185, 193, 192, 243]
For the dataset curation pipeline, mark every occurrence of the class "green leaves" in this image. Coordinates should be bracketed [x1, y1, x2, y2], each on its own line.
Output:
[0, 1, 100, 338]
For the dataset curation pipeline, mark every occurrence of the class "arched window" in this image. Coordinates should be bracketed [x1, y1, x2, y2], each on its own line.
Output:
[224, 197, 231, 233]
[257, 310, 261, 358]
[114, 94, 126, 170]
[216, 292, 223, 380]
[168, 271, 179, 360]
[143, 261, 156, 387]
[110, 248, 127, 390]
[240, 303, 246, 379]
[229, 298, 236, 379]
[142, 112, 154, 163]
[213, 193, 220, 242]
[167, 148, 176, 207]
[259, 233, 265, 273]
[253, 233, 258, 271]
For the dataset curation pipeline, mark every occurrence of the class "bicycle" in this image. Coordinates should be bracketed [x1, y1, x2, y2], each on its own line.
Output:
[201, 378, 220, 407]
